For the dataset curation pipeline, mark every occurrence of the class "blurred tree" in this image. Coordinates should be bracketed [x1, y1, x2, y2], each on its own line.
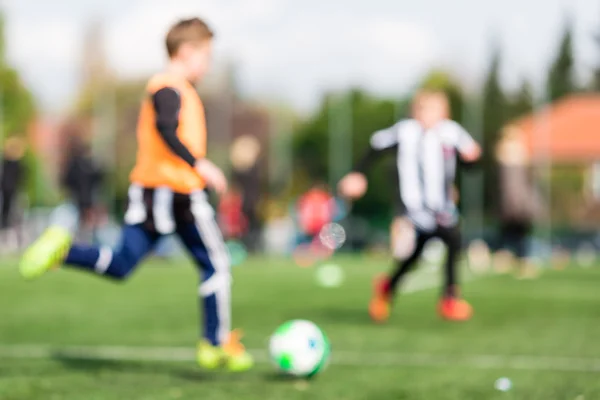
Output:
[0, 13, 35, 138]
[547, 17, 576, 101]
[0, 12, 42, 204]
[0, 68, 35, 137]
[0, 11, 4, 66]
[349, 91, 397, 223]
[72, 80, 145, 211]
[507, 79, 534, 120]
[481, 43, 508, 215]
[293, 89, 398, 222]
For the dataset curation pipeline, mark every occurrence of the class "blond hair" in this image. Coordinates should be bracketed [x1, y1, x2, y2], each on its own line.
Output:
[165, 18, 214, 58]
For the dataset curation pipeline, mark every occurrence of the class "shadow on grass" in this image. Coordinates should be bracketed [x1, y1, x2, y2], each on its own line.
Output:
[262, 372, 319, 383]
[262, 372, 299, 382]
[170, 368, 253, 383]
[50, 353, 257, 383]
[50, 353, 206, 382]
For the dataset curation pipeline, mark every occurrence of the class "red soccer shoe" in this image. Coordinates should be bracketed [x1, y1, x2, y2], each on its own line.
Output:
[369, 275, 392, 323]
[438, 297, 473, 322]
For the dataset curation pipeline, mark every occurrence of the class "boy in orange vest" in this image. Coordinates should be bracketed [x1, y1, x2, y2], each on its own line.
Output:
[19, 18, 253, 372]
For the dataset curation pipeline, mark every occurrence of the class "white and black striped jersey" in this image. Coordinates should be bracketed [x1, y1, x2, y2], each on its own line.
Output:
[356, 119, 477, 232]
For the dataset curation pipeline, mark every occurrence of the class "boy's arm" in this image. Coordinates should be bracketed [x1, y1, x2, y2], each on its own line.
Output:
[152, 87, 197, 166]
[338, 125, 399, 199]
[153, 87, 228, 194]
[453, 122, 481, 165]
[353, 125, 399, 173]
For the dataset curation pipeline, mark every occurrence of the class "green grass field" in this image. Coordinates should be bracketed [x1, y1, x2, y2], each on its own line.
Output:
[1, 255, 600, 400]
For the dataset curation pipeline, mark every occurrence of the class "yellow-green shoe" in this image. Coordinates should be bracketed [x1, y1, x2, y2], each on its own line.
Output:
[19, 227, 72, 280]
[197, 340, 223, 370]
[196, 330, 254, 372]
[225, 349, 254, 372]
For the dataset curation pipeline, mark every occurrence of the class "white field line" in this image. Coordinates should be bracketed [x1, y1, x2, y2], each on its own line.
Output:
[1, 344, 600, 373]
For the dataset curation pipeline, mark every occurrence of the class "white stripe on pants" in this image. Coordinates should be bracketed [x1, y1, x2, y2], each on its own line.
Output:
[123, 184, 147, 225]
[190, 191, 231, 345]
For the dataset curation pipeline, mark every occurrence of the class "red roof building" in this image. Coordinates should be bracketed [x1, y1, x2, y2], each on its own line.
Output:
[504, 94, 600, 163]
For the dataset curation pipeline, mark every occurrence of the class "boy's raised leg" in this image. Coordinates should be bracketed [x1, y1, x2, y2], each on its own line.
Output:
[20, 226, 73, 280]
[20, 211, 159, 281]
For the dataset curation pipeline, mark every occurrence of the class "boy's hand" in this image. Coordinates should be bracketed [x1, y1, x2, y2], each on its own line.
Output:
[195, 159, 228, 195]
[459, 143, 482, 163]
[338, 172, 367, 200]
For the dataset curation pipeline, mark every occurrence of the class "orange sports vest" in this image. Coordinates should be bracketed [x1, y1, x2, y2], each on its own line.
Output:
[130, 73, 206, 194]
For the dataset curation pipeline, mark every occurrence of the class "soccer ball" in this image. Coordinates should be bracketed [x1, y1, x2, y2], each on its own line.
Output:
[269, 319, 331, 377]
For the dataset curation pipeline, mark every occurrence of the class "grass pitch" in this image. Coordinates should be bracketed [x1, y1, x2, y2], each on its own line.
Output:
[1, 255, 599, 399]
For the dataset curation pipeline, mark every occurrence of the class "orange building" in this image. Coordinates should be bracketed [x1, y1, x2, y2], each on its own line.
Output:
[503, 94, 600, 163]
[499, 94, 600, 225]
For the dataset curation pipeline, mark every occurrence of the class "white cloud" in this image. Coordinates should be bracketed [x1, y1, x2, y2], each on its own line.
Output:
[3, 0, 598, 112]
[4, 13, 82, 110]
[7, 19, 80, 66]
[104, 0, 288, 77]
[101, 0, 439, 110]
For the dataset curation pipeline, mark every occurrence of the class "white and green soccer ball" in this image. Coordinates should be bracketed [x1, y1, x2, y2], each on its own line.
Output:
[269, 320, 331, 377]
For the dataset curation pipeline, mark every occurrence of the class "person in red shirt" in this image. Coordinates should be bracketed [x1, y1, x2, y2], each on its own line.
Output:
[296, 184, 336, 240]
[218, 188, 247, 239]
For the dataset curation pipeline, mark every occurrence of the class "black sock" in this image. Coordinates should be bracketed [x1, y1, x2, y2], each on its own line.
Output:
[389, 258, 417, 294]
[388, 234, 428, 295]
[440, 226, 461, 298]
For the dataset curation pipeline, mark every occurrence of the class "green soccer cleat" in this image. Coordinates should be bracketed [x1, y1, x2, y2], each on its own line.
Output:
[225, 348, 254, 372]
[197, 340, 223, 370]
[19, 226, 72, 280]
[196, 330, 254, 372]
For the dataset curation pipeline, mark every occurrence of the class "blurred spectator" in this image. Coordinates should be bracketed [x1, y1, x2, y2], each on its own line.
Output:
[0, 137, 26, 250]
[219, 186, 248, 239]
[61, 138, 105, 243]
[496, 130, 544, 277]
[296, 183, 336, 243]
[229, 134, 262, 252]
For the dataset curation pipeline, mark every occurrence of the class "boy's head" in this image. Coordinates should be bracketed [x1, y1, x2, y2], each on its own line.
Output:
[412, 90, 449, 129]
[166, 18, 214, 83]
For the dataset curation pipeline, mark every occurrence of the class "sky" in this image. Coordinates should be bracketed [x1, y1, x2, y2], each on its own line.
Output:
[2, 0, 599, 114]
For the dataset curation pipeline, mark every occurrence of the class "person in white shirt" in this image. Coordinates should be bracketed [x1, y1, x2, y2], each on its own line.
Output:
[339, 90, 481, 322]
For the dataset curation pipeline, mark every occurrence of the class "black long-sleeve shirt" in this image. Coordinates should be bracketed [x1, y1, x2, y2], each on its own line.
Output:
[353, 130, 399, 173]
[152, 87, 197, 167]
